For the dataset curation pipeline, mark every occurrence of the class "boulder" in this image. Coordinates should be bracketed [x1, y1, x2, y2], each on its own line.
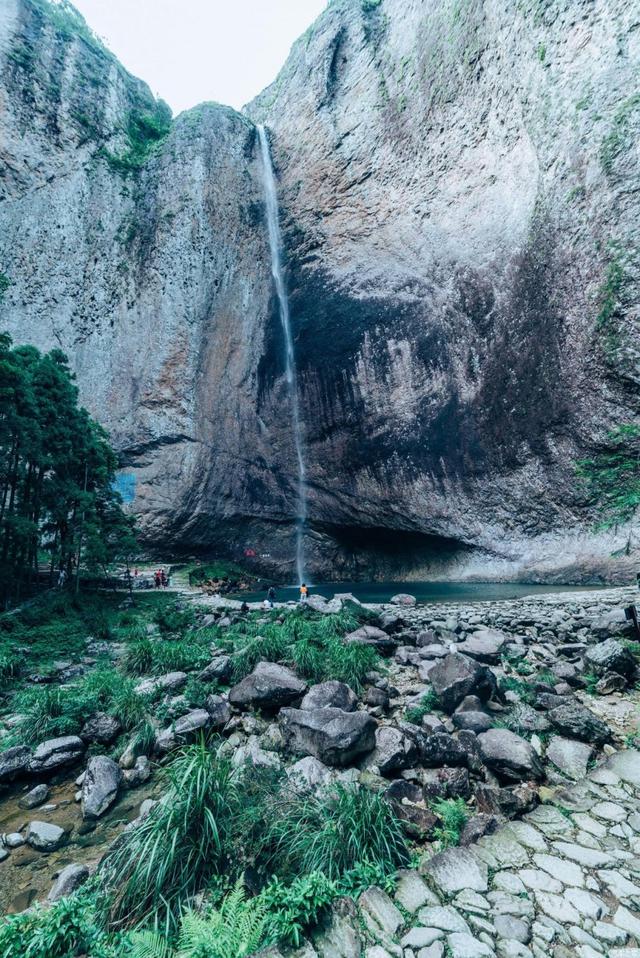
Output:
[280, 706, 376, 767]
[204, 694, 231, 727]
[477, 728, 544, 781]
[548, 701, 612, 745]
[390, 593, 417, 606]
[429, 653, 496, 713]
[18, 783, 49, 809]
[197, 655, 233, 683]
[29, 736, 85, 774]
[421, 731, 469, 767]
[228, 662, 307, 710]
[584, 639, 636, 678]
[232, 735, 281, 769]
[301, 681, 358, 712]
[134, 671, 188, 696]
[155, 708, 211, 752]
[546, 735, 593, 780]
[286, 756, 334, 790]
[81, 756, 122, 819]
[48, 863, 89, 901]
[596, 672, 627, 694]
[0, 745, 32, 783]
[80, 712, 122, 745]
[26, 820, 65, 852]
[394, 801, 438, 839]
[453, 696, 493, 733]
[365, 725, 417, 774]
[122, 755, 152, 788]
[421, 846, 488, 894]
[344, 626, 397, 655]
[456, 629, 507, 664]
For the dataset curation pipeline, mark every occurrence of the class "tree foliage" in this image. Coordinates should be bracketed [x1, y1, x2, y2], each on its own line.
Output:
[0, 333, 135, 600]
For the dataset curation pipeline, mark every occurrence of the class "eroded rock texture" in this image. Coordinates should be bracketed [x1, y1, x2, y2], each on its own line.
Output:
[1, 0, 639, 580]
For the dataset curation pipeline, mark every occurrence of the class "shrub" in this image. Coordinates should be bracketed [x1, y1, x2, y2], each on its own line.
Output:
[123, 638, 154, 675]
[100, 740, 238, 930]
[154, 602, 194, 636]
[430, 797, 470, 847]
[0, 886, 122, 958]
[266, 783, 409, 881]
[262, 872, 336, 948]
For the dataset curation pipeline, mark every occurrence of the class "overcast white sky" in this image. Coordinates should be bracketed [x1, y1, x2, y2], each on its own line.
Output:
[70, 0, 328, 114]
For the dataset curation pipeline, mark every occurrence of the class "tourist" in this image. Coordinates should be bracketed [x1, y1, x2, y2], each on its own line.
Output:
[160, 568, 167, 588]
[300, 583, 308, 602]
[154, 570, 161, 589]
[267, 586, 276, 608]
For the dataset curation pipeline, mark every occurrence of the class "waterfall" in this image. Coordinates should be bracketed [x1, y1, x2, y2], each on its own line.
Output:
[257, 124, 307, 585]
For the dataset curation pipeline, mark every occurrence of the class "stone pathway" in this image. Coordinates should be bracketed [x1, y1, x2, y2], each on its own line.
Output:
[276, 749, 640, 958]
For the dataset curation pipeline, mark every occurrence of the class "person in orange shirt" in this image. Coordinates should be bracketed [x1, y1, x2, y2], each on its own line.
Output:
[299, 583, 308, 602]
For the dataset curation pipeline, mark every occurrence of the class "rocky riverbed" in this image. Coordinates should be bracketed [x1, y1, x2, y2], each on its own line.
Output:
[0, 585, 638, 956]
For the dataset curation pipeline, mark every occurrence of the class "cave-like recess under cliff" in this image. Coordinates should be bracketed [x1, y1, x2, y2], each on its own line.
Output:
[0, 0, 638, 583]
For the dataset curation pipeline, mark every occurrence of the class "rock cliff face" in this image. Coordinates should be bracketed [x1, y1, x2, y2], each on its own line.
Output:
[1, 0, 639, 581]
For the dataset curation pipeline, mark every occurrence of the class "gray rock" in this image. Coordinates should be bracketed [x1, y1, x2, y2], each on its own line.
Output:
[286, 756, 334, 790]
[205, 693, 231, 727]
[456, 629, 507, 663]
[429, 654, 496, 713]
[48, 863, 89, 901]
[421, 731, 469, 767]
[18, 783, 49, 809]
[26, 820, 65, 852]
[344, 626, 397, 655]
[122, 755, 152, 788]
[229, 661, 307, 710]
[197, 655, 233, 683]
[134, 671, 188, 697]
[422, 847, 488, 894]
[358, 886, 404, 937]
[29, 736, 85, 774]
[280, 706, 376, 766]
[548, 701, 612, 745]
[155, 708, 211, 751]
[81, 756, 122, 819]
[301, 681, 358, 712]
[0, 745, 32, 783]
[494, 914, 530, 943]
[390, 594, 417, 606]
[366, 725, 417, 774]
[447, 932, 494, 957]
[478, 728, 544, 781]
[585, 639, 636, 678]
[80, 712, 122, 745]
[546, 735, 593, 780]
[3, 832, 24, 848]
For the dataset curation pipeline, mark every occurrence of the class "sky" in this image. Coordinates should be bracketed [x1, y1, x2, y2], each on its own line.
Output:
[70, 0, 328, 114]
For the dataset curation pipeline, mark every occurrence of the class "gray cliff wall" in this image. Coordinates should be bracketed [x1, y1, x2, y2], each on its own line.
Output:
[247, 0, 640, 579]
[1, 0, 638, 581]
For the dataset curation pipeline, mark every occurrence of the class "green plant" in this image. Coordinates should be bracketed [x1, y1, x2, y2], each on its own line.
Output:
[266, 783, 409, 881]
[123, 637, 154, 675]
[262, 872, 336, 948]
[537, 43, 546, 61]
[129, 879, 267, 958]
[430, 797, 470, 847]
[0, 273, 11, 301]
[154, 602, 195, 635]
[103, 103, 172, 174]
[100, 740, 238, 931]
[405, 688, 439, 723]
[600, 93, 640, 174]
[498, 674, 535, 704]
[583, 671, 600, 696]
[0, 885, 123, 958]
[576, 424, 640, 528]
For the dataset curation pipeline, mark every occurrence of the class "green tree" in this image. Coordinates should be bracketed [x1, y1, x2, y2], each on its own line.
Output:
[0, 333, 136, 601]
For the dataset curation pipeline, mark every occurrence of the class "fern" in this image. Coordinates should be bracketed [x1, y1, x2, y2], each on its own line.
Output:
[129, 930, 172, 958]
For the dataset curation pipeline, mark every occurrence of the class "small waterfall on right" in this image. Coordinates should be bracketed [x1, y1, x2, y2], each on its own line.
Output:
[257, 124, 308, 585]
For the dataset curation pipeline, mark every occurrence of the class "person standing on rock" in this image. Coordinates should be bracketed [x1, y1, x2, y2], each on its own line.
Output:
[267, 586, 276, 608]
[299, 583, 308, 603]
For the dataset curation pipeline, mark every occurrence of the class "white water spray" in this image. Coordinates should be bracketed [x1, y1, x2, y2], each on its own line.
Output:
[257, 124, 307, 584]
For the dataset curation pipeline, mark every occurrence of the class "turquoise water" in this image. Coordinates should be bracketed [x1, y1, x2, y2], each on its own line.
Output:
[236, 581, 604, 606]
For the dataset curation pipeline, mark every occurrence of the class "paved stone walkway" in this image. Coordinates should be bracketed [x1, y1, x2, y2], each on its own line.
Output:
[280, 749, 640, 958]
